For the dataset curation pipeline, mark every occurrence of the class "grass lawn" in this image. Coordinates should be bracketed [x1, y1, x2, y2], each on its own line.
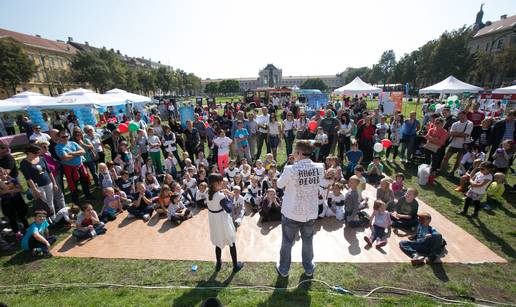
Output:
[0, 99, 515, 306]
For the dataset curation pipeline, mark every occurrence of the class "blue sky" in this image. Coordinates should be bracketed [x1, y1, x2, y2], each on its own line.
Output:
[0, 0, 514, 79]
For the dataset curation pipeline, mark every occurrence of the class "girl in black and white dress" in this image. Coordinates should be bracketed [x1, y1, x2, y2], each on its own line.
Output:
[207, 173, 244, 272]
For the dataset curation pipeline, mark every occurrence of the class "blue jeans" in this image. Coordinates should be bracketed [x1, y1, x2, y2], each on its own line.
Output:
[399, 233, 443, 259]
[278, 215, 315, 276]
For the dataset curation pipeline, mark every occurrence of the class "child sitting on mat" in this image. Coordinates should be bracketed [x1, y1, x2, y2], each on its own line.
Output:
[364, 200, 391, 248]
[21, 210, 56, 258]
[101, 187, 123, 223]
[168, 193, 192, 225]
[73, 203, 106, 240]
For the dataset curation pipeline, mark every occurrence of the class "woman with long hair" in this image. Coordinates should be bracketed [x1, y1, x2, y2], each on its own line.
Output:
[282, 111, 296, 157]
[267, 114, 282, 161]
[356, 116, 376, 165]
[207, 173, 244, 272]
[337, 112, 354, 162]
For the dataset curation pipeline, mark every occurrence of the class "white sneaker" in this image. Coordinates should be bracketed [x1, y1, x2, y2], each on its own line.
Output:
[127, 214, 135, 219]
[143, 214, 150, 222]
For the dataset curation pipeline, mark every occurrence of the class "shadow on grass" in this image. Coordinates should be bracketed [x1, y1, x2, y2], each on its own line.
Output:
[429, 263, 449, 282]
[468, 217, 516, 259]
[171, 270, 234, 307]
[258, 274, 312, 307]
[2, 250, 38, 266]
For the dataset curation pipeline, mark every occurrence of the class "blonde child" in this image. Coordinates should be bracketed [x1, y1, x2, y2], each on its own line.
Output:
[455, 159, 482, 192]
[353, 165, 368, 203]
[263, 153, 275, 170]
[101, 187, 123, 223]
[98, 162, 114, 189]
[73, 203, 106, 240]
[231, 186, 245, 227]
[241, 164, 252, 184]
[364, 200, 392, 248]
[127, 182, 154, 222]
[343, 176, 368, 226]
[482, 173, 506, 210]
[376, 178, 395, 211]
[182, 171, 198, 202]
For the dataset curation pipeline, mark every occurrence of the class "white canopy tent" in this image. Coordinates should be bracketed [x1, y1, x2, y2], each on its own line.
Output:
[0, 91, 52, 112]
[104, 88, 152, 104]
[36, 88, 124, 109]
[492, 84, 516, 94]
[333, 77, 382, 95]
[419, 76, 483, 94]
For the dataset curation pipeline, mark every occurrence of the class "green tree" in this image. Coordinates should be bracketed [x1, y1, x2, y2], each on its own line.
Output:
[124, 69, 139, 93]
[300, 78, 328, 91]
[71, 48, 128, 93]
[377, 49, 396, 85]
[137, 69, 157, 96]
[46, 68, 73, 95]
[0, 39, 36, 96]
[219, 79, 241, 94]
[338, 67, 372, 83]
[204, 82, 219, 95]
[156, 67, 173, 95]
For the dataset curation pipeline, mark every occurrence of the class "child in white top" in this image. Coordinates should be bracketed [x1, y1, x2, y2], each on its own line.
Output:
[231, 186, 245, 227]
[244, 176, 262, 212]
[183, 158, 197, 175]
[230, 173, 245, 191]
[327, 183, 346, 219]
[225, 160, 239, 181]
[164, 153, 178, 176]
[254, 160, 266, 179]
[458, 161, 493, 218]
[241, 164, 252, 184]
[168, 193, 192, 225]
[195, 151, 209, 170]
[182, 172, 198, 202]
[195, 182, 209, 207]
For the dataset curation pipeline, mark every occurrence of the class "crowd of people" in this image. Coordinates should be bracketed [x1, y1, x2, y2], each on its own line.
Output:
[0, 96, 513, 268]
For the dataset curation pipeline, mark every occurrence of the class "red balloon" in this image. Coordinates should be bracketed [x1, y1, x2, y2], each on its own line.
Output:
[199, 116, 203, 121]
[118, 123, 129, 134]
[204, 121, 209, 128]
[319, 110, 325, 116]
[381, 139, 392, 149]
[308, 121, 318, 133]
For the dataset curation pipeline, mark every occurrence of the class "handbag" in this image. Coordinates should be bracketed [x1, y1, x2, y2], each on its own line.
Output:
[423, 142, 440, 153]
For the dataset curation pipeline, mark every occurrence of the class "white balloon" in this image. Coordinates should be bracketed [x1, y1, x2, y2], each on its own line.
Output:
[373, 143, 384, 153]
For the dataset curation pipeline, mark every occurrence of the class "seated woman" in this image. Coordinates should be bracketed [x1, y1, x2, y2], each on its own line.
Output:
[259, 188, 282, 222]
[128, 182, 154, 222]
[390, 188, 419, 230]
[73, 203, 107, 240]
[21, 210, 57, 258]
[399, 211, 444, 265]
[376, 178, 395, 211]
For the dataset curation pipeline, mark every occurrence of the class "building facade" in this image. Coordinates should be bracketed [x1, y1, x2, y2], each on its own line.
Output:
[201, 64, 343, 93]
[0, 28, 79, 99]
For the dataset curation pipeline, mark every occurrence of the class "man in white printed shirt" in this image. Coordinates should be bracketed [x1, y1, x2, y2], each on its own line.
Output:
[276, 140, 324, 277]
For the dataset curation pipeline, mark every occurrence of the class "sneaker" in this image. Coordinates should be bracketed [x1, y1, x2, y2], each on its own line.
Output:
[425, 257, 442, 264]
[232, 262, 244, 273]
[411, 254, 425, 265]
[304, 262, 316, 277]
[363, 236, 372, 246]
[482, 204, 492, 211]
[275, 263, 288, 278]
[127, 214, 135, 219]
[142, 214, 150, 222]
[375, 240, 387, 248]
[32, 248, 44, 257]
[43, 250, 53, 258]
